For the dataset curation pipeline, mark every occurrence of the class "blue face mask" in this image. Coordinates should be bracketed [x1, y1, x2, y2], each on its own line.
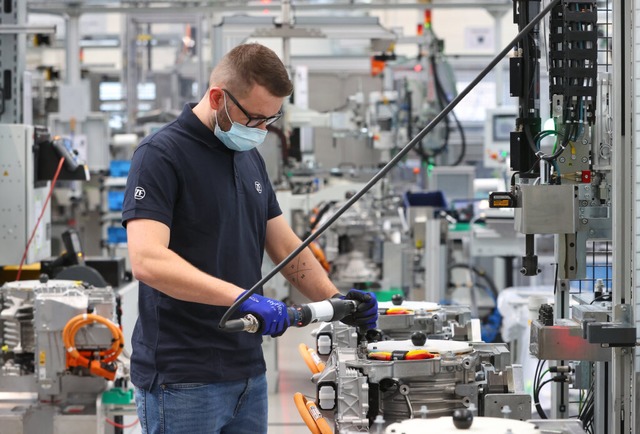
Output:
[214, 93, 268, 152]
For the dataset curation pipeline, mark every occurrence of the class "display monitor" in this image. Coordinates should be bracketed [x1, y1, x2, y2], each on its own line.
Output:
[484, 107, 518, 169]
[98, 81, 156, 101]
[99, 81, 123, 101]
[428, 165, 476, 203]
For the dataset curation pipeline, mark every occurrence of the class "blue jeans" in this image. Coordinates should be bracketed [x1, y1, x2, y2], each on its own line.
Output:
[134, 374, 268, 434]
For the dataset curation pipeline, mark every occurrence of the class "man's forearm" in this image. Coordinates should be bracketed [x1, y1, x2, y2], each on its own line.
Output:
[280, 246, 339, 302]
[131, 245, 244, 306]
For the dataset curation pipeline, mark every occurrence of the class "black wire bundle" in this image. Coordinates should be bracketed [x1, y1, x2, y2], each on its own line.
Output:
[430, 55, 467, 166]
[533, 359, 548, 419]
[515, 1, 582, 185]
[578, 382, 595, 434]
[408, 55, 450, 163]
[534, 359, 594, 431]
[448, 263, 499, 300]
[514, 113, 579, 187]
[510, 155, 541, 186]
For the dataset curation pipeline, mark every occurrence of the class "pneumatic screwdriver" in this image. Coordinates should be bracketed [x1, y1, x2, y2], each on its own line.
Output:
[224, 298, 358, 333]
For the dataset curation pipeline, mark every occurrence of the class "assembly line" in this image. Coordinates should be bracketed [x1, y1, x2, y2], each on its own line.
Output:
[0, 1, 636, 434]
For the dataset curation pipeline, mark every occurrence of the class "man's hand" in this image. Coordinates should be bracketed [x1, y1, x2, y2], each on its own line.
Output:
[334, 289, 378, 330]
[237, 293, 290, 337]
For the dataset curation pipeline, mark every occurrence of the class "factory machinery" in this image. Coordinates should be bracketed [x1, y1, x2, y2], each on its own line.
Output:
[288, 0, 636, 433]
[0, 1, 134, 430]
[0, 279, 131, 433]
[488, 1, 637, 434]
[308, 299, 526, 426]
[322, 1, 636, 433]
[294, 298, 590, 433]
[0, 1, 634, 434]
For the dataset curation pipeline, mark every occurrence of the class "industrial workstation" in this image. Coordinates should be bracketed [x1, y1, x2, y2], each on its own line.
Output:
[0, 1, 636, 433]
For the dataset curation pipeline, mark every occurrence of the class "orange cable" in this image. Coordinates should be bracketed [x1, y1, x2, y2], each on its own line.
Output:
[298, 343, 325, 374]
[62, 313, 125, 380]
[293, 393, 332, 434]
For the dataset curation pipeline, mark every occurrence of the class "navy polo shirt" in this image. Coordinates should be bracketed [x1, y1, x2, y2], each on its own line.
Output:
[122, 103, 282, 390]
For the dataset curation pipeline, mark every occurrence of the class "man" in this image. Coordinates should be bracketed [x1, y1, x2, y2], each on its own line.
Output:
[122, 43, 377, 434]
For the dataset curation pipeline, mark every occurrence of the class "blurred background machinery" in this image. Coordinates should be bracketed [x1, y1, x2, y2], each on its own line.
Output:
[1, 0, 640, 433]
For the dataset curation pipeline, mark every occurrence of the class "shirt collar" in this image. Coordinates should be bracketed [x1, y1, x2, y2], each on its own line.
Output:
[177, 102, 226, 150]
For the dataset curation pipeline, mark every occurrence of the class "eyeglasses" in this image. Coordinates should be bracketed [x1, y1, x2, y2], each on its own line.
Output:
[222, 89, 283, 127]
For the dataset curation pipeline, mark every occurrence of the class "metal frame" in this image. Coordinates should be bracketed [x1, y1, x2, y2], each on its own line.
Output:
[0, 0, 26, 124]
[122, 12, 206, 133]
[211, 15, 397, 68]
[28, 0, 513, 15]
[611, 1, 636, 433]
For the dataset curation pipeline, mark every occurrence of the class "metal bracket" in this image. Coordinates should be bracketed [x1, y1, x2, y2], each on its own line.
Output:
[0, 24, 56, 34]
[584, 305, 636, 347]
[251, 26, 325, 38]
[484, 393, 532, 420]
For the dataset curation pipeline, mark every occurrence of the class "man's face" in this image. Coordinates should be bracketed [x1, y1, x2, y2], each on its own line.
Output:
[214, 85, 283, 132]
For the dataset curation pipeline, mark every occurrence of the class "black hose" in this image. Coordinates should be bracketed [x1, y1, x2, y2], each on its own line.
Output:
[431, 55, 466, 165]
[448, 263, 499, 300]
[533, 359, 548, 419]
[425, 55, 450, 159]
[218, 0, 563, 330]
[534, 378, 552, 419]
[542, 124, 577, 162]
[446, 105, 467, 166]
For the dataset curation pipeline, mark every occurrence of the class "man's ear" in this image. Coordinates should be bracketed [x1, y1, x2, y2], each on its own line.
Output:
[208, 87, 224, 110]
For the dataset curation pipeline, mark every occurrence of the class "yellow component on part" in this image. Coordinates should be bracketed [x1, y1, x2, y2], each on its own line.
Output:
[385, 307, 414, 315]
[3, 263, 41, 271]
[368, 351, 392, 361]
[1, 345, 8, 353]
[492, 199, 511, 208]
[39, 351, 46, 365]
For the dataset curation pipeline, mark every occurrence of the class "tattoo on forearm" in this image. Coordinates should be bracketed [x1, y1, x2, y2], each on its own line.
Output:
[287, 257, 312, 284]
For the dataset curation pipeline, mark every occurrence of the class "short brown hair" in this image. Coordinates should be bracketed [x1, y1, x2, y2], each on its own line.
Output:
[209, 43, 293, 98]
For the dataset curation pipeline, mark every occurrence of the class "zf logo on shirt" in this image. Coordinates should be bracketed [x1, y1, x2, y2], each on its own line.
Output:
[254, 181, 262, 194]
[134, 186, 146, 200]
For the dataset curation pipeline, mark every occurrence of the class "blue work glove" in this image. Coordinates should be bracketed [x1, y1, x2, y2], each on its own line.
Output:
[334, 289, 378, 330]
[236, 292, 290, 337]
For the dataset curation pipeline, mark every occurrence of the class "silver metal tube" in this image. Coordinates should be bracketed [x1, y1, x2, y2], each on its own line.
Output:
[65, 11, 81, 85]
[30, 2, 512, 15]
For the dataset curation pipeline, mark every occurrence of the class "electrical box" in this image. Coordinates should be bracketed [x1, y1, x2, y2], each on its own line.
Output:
[0, 124, 51, 265]
[48, 112, 111, 172]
